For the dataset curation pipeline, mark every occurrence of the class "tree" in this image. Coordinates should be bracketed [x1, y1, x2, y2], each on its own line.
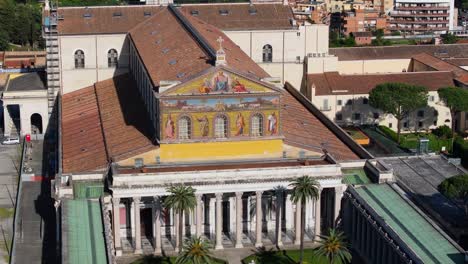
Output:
[163, 185, 197, 253]
[0, 30, 8, 50]
[438, 87, 468, 137]
[369, 83, 428, 143]
[439, 174, 468, 215]
[313, 229, 352, 264]
[442, 33, 458, 44]
[175, 237, 215, 264]
[289, 176, 320, 264]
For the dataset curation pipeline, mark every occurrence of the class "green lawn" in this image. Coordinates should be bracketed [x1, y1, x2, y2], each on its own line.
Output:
[399, 133, 452, 152]
[242, 248, 331, 264]
[0, 208, 14, 220]
[131, 255, 226, 264]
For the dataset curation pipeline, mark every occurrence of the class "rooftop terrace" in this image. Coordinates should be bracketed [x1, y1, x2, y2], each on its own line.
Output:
[355, 184, 465, 264]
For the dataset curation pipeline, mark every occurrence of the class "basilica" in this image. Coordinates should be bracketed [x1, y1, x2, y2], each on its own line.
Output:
[50, 2, 369, 257]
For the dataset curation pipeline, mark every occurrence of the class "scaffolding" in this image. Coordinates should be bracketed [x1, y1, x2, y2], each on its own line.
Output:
[43, 0, 60, 116]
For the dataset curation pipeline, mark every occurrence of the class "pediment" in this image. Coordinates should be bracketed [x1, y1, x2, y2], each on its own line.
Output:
[160, 67, 280, 97]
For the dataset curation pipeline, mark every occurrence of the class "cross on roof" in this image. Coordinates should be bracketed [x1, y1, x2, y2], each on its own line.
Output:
[216, 36, 224, 50]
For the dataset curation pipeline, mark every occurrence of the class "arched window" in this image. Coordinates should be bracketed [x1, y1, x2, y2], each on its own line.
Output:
[178, 116, 191, 140]
[262, 44, 272, 63]
[108, 49, 118, 68]
[74, 50, 85, 69]
[251, 114, 263, 136]
[214, 115, 228, 138]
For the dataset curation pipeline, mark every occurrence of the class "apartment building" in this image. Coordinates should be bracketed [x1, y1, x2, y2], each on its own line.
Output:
[388, 0, 455, 34]
[343, 9, 387, 35]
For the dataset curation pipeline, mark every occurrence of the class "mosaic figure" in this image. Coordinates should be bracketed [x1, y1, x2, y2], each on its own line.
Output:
[197, 115, 209, 137]
[235, 113, 245, 136]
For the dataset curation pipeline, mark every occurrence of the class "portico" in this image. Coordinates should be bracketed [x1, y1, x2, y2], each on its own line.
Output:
[108, 160, 346, 255]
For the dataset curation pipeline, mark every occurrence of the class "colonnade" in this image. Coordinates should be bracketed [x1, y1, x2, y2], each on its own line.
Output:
[112, 186, 344, 255]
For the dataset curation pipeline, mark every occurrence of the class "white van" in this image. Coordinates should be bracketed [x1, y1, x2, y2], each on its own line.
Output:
[2, 137, 20, 145]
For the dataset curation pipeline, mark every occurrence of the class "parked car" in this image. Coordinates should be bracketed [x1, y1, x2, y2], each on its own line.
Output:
[2, 137, 20, 145]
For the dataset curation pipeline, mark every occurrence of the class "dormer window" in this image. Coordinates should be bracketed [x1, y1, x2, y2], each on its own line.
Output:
[190, 10, 199, 16]
[219, 9, 229, 16]
[248, 8, 257, 15]
[144, 11, 151, 17]
[83, 13, 92, 18]
[113, 12, 122, 17]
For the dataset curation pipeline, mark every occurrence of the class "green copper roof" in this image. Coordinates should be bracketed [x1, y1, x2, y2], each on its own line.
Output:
[66, 200, 107, 264]
[73, 181, 105, 199]
[343, 168, 371, 185]
[355, 184, 464, 264]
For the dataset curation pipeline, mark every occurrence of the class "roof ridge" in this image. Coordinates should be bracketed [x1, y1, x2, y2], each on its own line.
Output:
[93, 82, 111, 163]
[168, 4, 216, 60]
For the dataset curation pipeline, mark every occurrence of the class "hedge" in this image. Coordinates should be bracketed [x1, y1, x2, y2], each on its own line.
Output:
[377, 125, 398, 142]
[453, 138, 468, 169]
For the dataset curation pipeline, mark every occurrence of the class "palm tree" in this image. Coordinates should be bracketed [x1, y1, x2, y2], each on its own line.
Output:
[289, 176, 320, 264]
[163, 185, 197, 252]
[175, 237, 215, 264]
[313, 228, 352, 264]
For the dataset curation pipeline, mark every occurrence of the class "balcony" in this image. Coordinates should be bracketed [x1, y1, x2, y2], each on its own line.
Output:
[390, 19, 449, 24]
[390, 12, 448, 17]
[395, 6, 449, 11]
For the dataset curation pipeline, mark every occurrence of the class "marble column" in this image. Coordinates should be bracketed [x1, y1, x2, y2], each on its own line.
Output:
[215, 193, 224, 250]
[153, 196, 162, 255]
[112, 198, 122, 256]
[314, 189, 322, 241]
[255, 191, 263, 247]
[133, 197, 142, 254]
[334, 186, 344, 226]
[285, 194, 292, 230]
[174, 212, 180, 252]
[276, 190, 283, 247]
[196, 194, 203, 238]
[294, 199, 301, 245]
[235, 192, 243, 248]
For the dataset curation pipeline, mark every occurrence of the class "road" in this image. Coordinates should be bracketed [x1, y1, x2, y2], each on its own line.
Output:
[0, 143, 20, 263]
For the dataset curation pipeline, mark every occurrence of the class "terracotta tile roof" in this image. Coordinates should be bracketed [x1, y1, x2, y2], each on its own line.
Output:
[307, 71, 456, 96]
[182, 11, 270, 79]
[412, 53, 468, 85]
[129, 6, 269, 86]
[129, 8, 212, 86]
[444, 58, 468, 66]
[62, 86, 108, 173]
[329, 44, 468, 61]
[61, 74, 158, 173]
[281, 85, 366, 161]
[57, 6, 164, 35]
[180, 3, 295, 31]
[94, 74, 157, 161]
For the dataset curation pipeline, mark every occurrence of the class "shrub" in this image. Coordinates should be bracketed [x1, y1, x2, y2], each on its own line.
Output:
[453, 137, 468, 169]
[377, 125, 398, 142]
[432, 125, 452, 139]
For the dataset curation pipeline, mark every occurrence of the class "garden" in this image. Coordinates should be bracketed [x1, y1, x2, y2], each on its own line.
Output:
[377, 125, 454, 153]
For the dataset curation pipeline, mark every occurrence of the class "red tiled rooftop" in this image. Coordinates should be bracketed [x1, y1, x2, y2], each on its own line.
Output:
[57, 6, 164, 35]
[62, 86, 108, 173]
[281, 85, 362, 161]
[61, 74, 158, 173]
[180, 3, 294, 31]
[412, 53, 468, 85]
[307, 71, 456, 96]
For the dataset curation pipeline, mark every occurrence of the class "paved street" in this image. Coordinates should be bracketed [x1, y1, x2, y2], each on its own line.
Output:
[0, 144, 19, 208]
[0, 143, 20, 263]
